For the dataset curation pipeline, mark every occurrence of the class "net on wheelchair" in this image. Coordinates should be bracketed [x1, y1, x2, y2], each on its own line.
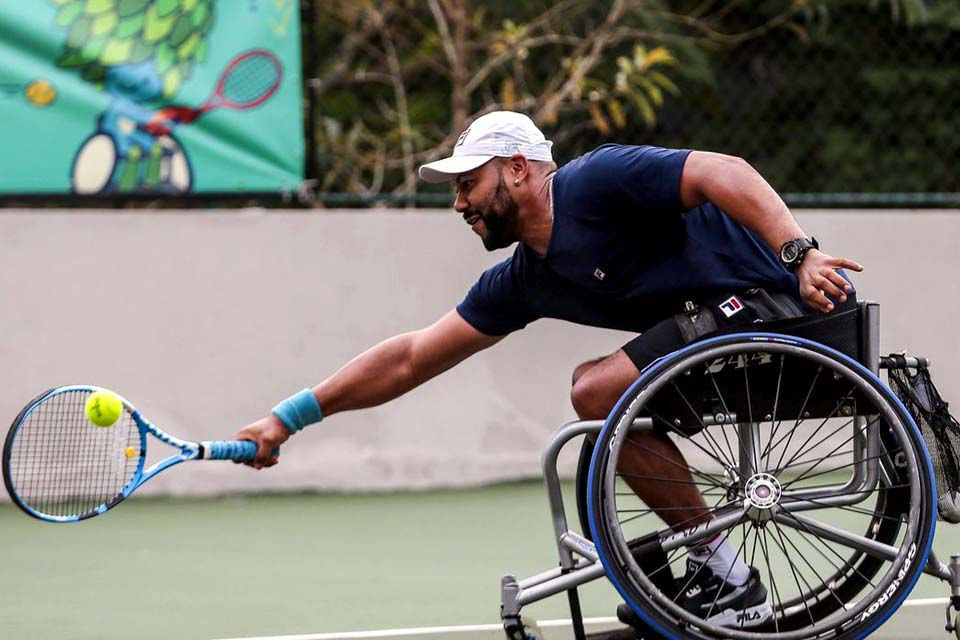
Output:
[502, 301, 960, 640]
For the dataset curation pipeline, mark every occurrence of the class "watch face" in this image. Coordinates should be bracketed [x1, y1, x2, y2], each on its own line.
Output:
[781, 242, 800, 263]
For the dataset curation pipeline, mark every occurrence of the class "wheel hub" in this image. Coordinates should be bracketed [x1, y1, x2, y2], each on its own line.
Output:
[745, 473, 781, 520]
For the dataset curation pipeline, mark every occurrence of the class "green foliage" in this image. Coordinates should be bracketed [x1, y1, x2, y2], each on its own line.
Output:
[310, 0, 953, 197]
[316, 0, 958, 194]
[313, 1, 769, 194]
[645, 0, 960, 193]
[52, 0, 214, 97]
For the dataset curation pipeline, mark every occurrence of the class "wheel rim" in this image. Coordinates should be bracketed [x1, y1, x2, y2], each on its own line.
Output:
[591, 336, 934, 640]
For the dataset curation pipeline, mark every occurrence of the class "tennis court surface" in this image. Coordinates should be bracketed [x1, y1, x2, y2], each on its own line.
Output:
[208, 598, 953, 639]
[2, 483, 958, 640]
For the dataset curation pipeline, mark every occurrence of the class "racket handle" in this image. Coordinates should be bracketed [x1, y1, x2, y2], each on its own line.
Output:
[202, 440, 280, 461]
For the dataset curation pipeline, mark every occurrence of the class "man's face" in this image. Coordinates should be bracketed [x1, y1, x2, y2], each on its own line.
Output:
[454, 161, 521, 251]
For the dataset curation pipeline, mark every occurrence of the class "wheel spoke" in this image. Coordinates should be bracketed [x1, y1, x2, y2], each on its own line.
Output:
[707, 368, 743, 468]
[777, 449, 853, 474]
[648, 405, 734, 473]
[625, 436, 729, 492]
[616, 472, 719, 487]
[668, 381, 736, 470]
[771, 365, 824, 472]
[775, 413, 863, 483]
[770, 519, 851, 613]
[617, 502, 742, 537]
[780, 442, 898, 491]
[777, 426, 861, 488]
[766, 386, 856, 473]
[779, 495, 904, 523]
[705, 368, 741, 470]
[780, 480, 908, 498]
[775, 510, 883, 589]
[759, 527, 782, 633]
[768, 522, 818, 626]
[762, 354, 786, 473]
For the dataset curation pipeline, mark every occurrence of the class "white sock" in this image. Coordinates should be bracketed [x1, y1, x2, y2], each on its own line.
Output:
[689, 535, 751, 586]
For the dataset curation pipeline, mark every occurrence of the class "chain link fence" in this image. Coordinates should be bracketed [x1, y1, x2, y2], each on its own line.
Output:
[642, 2, 960, 206]
[305, 1, 959, 208]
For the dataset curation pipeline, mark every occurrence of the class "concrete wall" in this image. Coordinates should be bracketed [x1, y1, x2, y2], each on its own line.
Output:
[1, 209, 957, 495]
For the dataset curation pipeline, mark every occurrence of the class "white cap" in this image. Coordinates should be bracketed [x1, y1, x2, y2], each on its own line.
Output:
[418, 111, 553, 183]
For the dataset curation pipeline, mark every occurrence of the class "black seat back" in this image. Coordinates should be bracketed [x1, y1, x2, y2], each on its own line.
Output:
[645, 304, 872, 429]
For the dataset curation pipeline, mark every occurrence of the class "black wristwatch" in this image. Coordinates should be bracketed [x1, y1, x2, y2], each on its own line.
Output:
[779, 237, 819, 272]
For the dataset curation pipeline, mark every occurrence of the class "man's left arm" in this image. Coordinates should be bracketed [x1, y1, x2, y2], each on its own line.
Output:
[678, 150, 863, 313]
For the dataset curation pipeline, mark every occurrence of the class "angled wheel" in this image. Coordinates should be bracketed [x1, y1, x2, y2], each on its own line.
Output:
[71, 133, 118, 194]
[588, 333, 936, 640]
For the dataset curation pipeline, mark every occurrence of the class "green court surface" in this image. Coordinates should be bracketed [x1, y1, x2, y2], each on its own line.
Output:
[1, 481, 958, 640]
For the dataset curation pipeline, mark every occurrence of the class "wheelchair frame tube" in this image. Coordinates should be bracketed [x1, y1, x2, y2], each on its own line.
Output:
[540, 415, 736, 567]
[737, 421, 763, 490]
[779, 414, 880, 508]
[518, 411, 747, 614]
[773, 510, 901, 562]
[513, 561, 608, 607]
[541, 419, 604, 570]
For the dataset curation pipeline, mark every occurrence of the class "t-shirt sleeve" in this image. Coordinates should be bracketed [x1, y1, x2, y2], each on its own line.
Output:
[456, 251, 538, 336]
[572, 144, 691, 214]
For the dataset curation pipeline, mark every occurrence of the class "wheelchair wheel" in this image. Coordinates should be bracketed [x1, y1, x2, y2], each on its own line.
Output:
[576, 437, 595, 541]
[588, 333, 936, 640]
[576, 438, 908, 629]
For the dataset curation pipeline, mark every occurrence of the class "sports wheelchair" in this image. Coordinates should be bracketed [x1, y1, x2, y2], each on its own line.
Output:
[501, 301, 960, 640]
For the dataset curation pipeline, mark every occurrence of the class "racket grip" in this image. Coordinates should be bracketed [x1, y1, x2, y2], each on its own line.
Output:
[203, 440, 280, 461]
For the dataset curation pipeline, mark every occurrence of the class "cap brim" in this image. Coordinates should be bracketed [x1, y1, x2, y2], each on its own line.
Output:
[418, 154, 495, 183]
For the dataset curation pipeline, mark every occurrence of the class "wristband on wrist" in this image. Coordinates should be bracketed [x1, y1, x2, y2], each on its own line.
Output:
[271, 388, 323, 434]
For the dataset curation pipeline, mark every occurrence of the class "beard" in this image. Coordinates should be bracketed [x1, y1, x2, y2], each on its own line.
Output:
[467, 173, 520, 251]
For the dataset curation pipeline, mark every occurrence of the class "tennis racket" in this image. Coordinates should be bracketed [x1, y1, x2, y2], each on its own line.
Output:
[142, 49, 282, 135]
[2, 386, 274, 523]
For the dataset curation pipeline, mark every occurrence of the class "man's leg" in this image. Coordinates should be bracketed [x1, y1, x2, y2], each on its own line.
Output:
[573, 305, 783, 624]
[571, 349, 712, 531]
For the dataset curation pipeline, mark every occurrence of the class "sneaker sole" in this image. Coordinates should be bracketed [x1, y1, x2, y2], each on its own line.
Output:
[705, 602, 773, 627]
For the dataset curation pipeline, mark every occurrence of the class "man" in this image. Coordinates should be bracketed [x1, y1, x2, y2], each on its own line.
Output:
[236, 111, 861, 626]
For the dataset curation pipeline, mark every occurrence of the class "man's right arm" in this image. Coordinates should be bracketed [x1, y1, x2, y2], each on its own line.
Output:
[236, 310, 502, 467]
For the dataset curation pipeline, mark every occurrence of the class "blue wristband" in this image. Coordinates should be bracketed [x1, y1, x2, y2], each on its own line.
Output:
[271, 389, 323, 434]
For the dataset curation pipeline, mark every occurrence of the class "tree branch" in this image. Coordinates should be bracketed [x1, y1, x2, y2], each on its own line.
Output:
[534, 0, 629, 124]
[369, 5, 417, 197]
[464, 0, 588, 94]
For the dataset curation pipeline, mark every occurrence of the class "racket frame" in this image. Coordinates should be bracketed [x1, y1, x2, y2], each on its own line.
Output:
[3, 385, 243, 523]
[203, 48, 282, 114]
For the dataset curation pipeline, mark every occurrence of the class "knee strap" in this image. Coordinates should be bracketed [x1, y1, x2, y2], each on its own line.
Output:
[674, 302, 718, 345]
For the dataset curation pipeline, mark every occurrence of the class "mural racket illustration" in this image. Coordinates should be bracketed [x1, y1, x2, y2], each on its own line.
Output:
[52, 0, 281, 194]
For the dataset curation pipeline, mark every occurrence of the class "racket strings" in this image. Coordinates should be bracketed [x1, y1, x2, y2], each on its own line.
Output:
[8, 390, 141, 519]
[221, 54, 279, 106]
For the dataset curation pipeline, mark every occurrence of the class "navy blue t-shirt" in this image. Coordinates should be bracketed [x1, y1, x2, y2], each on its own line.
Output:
[457, 144, 807, 337]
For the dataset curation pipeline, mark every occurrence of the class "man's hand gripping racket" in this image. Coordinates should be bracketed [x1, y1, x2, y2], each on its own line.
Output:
[2, 386, 278, 523]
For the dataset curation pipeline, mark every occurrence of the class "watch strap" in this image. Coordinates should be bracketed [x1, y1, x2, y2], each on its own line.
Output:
[780, 236, 819, 271]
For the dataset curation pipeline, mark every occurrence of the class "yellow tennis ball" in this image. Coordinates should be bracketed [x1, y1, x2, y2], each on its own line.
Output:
[85, 390, 123, 427]
[25, 79, 56, 107]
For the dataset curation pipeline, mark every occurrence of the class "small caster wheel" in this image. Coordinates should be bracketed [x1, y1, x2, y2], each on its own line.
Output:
[502, 615, 541, 640]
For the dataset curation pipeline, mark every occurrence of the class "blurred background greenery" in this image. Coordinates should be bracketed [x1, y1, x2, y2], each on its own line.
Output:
[306, 0, 959, 206]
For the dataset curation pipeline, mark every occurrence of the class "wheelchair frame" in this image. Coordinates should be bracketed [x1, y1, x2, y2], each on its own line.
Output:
[500, 301, 960, 640]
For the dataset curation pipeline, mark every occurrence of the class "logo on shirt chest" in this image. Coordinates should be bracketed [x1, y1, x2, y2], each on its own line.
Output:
[593, 268, 606, 281]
